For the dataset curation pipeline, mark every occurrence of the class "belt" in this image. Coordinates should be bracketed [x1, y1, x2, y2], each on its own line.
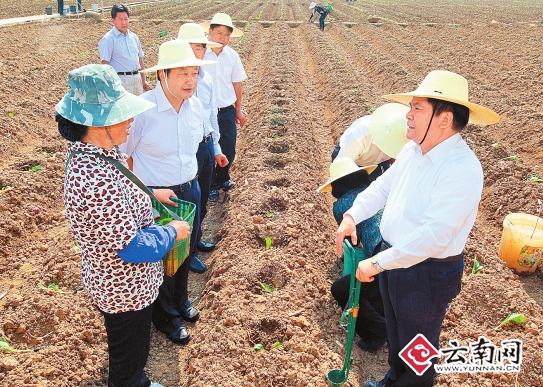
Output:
[201, 134, 212, 144]
[149, 177, 197, 193]
[117, 70, 139, 75]
[218, 105, 234, 112]
[379, 240, 464, 263]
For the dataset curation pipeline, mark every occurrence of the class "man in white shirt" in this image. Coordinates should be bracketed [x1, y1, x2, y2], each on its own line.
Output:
[99, 4, 149, 95]
[122, 40, 214, 345]
[335, 70, 500, 387]
[203, 13, 247, 200]
[178, 23, 230, 273]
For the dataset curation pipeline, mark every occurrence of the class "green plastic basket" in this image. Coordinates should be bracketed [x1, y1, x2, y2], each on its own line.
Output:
[152, 197, 196, 277]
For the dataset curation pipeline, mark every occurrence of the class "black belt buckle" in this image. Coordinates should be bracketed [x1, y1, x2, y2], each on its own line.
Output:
[117, 70, 139, 75]
[202, 134, 212, 143]
[218, 104, 234, 112]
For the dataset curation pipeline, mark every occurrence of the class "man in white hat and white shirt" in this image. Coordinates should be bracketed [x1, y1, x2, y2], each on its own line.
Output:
[177, 23, 230, 274]
[203, 12, 247, 201]
[335, 70, 500, 387]
[122, 39, 214, 345]
[99, 4, 150, 95]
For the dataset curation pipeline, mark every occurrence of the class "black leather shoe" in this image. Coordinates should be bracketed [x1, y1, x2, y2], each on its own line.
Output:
[181, 300, 200, 323]
[208, 189, 219, 202]
[364, 379, 385, 387]
[197, 240, 216, 252]
[222, 179, 235, 191]
[189, 254, 207, 274]
[167, 324, 191, 345]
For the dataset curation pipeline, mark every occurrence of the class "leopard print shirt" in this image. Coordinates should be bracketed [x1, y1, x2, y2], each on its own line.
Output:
[63, 141, 163, 314]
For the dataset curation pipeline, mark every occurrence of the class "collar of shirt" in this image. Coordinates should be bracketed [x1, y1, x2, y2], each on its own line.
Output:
[68, 141, 125, 161]
[422, 133, 462, 165]
[154, 82, 176, 113]
[111, 26, 129, 37]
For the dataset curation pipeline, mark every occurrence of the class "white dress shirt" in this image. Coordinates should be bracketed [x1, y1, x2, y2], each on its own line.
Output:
[98, 27, 143, 73]
[121, 83, 204, 186]
[337, 115, 390, 167]
[204, 45, 247, 108]
[346, 134, 483, 270]
[197, 68, 221, 155]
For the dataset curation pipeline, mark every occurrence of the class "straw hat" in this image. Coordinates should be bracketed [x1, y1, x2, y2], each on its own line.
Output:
[200, 13, 244, 38]
[384, 70, 500, 126]
[370, 103, 409, 158]
[318, 157, 377, 193]
[141, 40, 214, 73]
[55, 64, 155, 127]
[177, 22, 223, 49]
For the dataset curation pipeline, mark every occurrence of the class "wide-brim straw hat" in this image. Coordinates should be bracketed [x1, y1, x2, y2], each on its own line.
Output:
[200, 12, 244, 38]
[383, 70, 500, 126]
[178, 22, 223, 49]
[141, 39, 215, 73]
[318, 157, 377, 193]
[55, 64, 155, 127]
[370, 103, 409, 158]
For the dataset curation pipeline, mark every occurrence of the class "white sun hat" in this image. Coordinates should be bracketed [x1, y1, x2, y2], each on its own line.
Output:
[141, 39, 215, 73]
[370, 103, 410, 158]
[177, 22, 223, 49]
[200, 12, 244, 38]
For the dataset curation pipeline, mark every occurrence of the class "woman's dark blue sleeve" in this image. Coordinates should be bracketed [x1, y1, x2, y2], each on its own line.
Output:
[117, 224, 177, 263]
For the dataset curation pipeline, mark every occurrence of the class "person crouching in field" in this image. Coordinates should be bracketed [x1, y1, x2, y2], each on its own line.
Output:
[335, 70, 500, 387]
[58, 64, 190, 387]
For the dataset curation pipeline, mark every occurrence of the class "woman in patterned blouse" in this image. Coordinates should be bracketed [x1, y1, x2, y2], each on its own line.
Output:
[56, 64, 189, 387]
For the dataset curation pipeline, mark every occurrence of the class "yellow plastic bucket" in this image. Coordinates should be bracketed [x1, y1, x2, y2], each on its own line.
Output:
[499, 213, 543, 273]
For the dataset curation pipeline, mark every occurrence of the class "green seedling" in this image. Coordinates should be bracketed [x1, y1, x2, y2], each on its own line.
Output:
[38, 281, 60, 293]
[72, 243, 81, 253]
[471, 257, 483, 275]
[264, 210, 274, 218]
[156, 217, 173, 225]
[253, 343, 264, 351]
[7, 111, 15, 118]
[271, 105, 284, 114]
[260, 282, 277, 293]
[0, 338, 16, 353]
[529, 174, 543, 183]
[503, 154, 519, 161]
[270, 115, 287, 127]
[159, 30, 168, 38]
[28, 164, 43, 172]
[495, 312, 527, 330]
[271, 133, 282, 141]
[264, 236, 273, 250]
[0, 184, 13, 193]
[367, 106, 376, 114]
[491, 142, 502, 149]
[272, 340, 282, 349]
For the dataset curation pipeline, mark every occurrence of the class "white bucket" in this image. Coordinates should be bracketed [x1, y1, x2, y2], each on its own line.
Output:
[91, 4, 100, 12]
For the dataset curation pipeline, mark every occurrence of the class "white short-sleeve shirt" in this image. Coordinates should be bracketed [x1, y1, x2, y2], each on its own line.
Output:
[98, 27, 143, 73]
[204, 45, 247, 108]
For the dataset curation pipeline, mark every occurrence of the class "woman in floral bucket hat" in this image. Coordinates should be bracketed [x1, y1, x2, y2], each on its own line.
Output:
[56, 63, 190, 387]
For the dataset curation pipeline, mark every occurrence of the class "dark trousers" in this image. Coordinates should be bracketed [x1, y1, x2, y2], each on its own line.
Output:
[213, 105, 237, 188]
[331, 274, 386, 344]
[319, 13, 327, 31]
[102, 304, 153, 387]
[380, 256, 463, 386]
[196, 139, 215, 243]
[151, 180, 201, 331]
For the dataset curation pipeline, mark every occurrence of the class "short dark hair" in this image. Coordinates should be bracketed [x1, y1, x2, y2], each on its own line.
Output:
[428, 98, 470, 131]
[56, 114, 88, 142]
[210, 23, 233, 33]
[111, 4, 130, 18]
[157, 68, 171, 82]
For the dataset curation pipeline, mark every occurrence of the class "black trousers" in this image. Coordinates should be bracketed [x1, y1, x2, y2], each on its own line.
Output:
[213, 105, 237, 188]
[196, 139, 215, 243]
[102, 304, 153, 387]
[151, 180, 201, 331]
[331, 274, 386, 344]
[380, 255, 463, 386]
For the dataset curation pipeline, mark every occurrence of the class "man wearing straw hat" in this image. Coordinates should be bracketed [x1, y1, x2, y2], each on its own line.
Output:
[122, 39, 214, 345]
[177, 23, 230, 274]
[99, 4, 150, 95]
[202, 13, 247, 201]
[335, 70, 500, 387]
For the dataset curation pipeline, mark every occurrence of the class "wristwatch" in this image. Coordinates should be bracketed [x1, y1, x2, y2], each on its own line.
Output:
[372, 258, 386, 273]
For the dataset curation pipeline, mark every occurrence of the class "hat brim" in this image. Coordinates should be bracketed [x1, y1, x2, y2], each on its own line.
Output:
[199, 21, 244, 38]
[55, 91, 155, 127]
[317, 164, 378, 193]
[383, 92, 500, 126]
[141, 58, 215, 73]
[178, 37, 223, 48]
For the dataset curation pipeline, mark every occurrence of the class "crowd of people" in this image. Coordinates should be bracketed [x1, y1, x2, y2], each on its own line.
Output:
[57, 3, 501, 387]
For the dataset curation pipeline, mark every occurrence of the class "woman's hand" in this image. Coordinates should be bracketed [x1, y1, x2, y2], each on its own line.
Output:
[168, 220, 190, 240]
[153, 189, 178, 207]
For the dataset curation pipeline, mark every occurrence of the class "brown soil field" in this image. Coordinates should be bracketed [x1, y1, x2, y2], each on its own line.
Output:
[1, 1, 543, 386]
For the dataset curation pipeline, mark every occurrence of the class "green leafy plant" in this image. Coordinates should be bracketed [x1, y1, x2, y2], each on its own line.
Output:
[253, 343, 264, 351]
[264, 210, 274, 218]
[72, 243, 81, 253]
[38, 281, 60, 293]
[272, 340, 282, 349]
[271, 133, 282, 141]
[0, 338, 16, 353]
[264, 236, 273, 250]
[0, 184, 13, 193]
[471, 257, 483, 275]
[529, 174, 543, 183]
[158, 30, 168, 38]
[503, 154, 519, 161]
[495, 312, 527, 330]
[270, 115, 287, 127]
[367, 106, 376, 114]
[260, 282, 277, 293]
[28, 164, 43, 172]
[156, 217, 173, 225]
[7, 111, 15, 118]
[491, 142, 502, 149]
